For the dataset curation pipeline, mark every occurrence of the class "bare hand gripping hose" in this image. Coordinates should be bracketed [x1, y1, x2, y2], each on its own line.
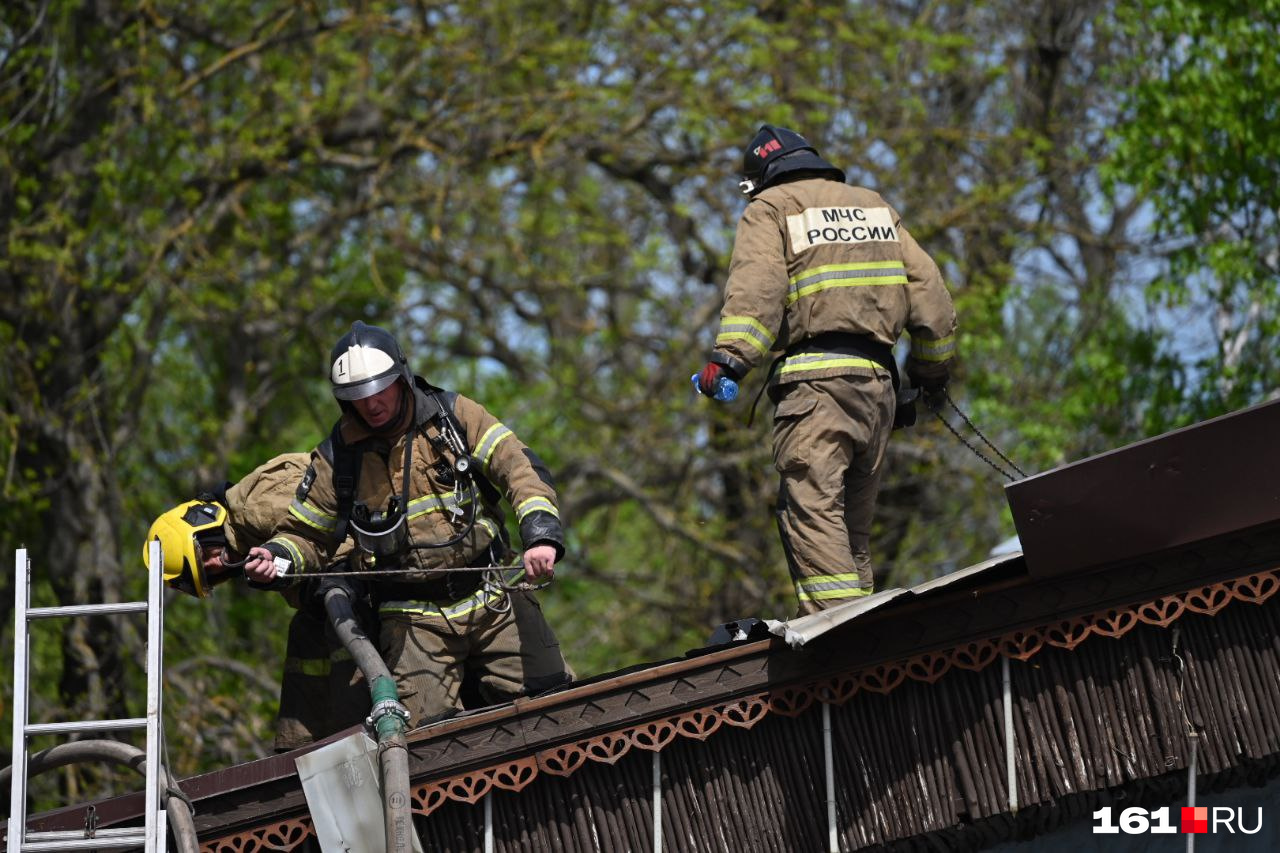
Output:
[323, 581, 414, 853]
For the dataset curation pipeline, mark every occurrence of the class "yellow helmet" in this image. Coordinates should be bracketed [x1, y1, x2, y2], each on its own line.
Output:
[142, 500, 228, 598]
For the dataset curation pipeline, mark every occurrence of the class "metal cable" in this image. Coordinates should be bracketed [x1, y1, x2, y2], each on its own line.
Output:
[304, 563, 552, 595]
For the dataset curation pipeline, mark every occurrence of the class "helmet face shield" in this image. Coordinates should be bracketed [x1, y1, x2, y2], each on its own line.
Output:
[192, 539, 243, 591]
[331, 364, 400, 401]
[143, 500, 228, 598]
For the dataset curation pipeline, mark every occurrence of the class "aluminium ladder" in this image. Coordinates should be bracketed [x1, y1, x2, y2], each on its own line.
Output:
[7, 543, 168, 852]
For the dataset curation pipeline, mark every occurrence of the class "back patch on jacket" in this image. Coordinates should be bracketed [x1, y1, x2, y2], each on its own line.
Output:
[787, 206, 898, 253]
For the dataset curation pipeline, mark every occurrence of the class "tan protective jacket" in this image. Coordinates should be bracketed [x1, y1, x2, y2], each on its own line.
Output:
[267, 378, 562, 580]
[214, 453, 367, 746]
[221, 452, 354, 605]
[222, 453, 310, 556]
[711, 177, 957, 385]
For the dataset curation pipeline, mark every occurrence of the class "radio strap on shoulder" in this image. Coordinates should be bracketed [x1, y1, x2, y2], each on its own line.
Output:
[430, 389, 507, 508]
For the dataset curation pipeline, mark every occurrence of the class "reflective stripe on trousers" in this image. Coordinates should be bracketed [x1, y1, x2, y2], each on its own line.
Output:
[283, 645, 353, 677]
[795, 572, 873, 603]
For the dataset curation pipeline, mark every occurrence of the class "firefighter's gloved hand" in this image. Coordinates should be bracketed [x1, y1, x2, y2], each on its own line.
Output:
[696, 362, 741, 401]
[908, 360, 950, 415]
[696, 362, 727, 396]
[922, 384, 948, 414]
[907, 358, 948, 395]
[245, 542, 293, 588]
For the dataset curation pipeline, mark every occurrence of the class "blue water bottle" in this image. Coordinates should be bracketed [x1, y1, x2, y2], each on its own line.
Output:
[691, 372, 739, 402]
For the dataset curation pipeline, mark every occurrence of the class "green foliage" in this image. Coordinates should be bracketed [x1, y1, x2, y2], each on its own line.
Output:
[2, 0, 1277, 809]
[1105, 0, 1280, 418]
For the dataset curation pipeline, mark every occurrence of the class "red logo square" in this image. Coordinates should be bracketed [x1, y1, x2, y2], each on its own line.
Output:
[1181, 806, 1208, 834]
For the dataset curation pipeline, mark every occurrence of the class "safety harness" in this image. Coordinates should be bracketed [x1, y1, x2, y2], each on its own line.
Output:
[313, 380, 515, 603]
[327, 422, 362, 544]
[321, 383, 475, 542]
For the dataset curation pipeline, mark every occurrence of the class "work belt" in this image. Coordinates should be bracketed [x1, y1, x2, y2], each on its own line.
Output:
[377, 570, 485, 604]
[751, 332, 909, 429]
[782, 331, 899, 390]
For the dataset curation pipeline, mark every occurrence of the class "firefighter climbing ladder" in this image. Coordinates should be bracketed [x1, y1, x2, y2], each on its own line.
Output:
[6, 544, 168, 852]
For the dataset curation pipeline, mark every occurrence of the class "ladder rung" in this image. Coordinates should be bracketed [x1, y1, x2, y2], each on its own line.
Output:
[16, 828, 144, 841]
[27, 602, 149, 619]
[17, 828, 148, 851]
[25, 718, 147, 736]
[17, 826, 147, 842]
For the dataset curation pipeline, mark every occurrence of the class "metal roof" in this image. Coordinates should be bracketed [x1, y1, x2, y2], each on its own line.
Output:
[769, 551, 1025, 648]
[23, 401, 1280, 848]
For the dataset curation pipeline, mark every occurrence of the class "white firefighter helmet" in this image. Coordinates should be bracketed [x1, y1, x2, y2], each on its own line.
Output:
[329, 321, 412, 402]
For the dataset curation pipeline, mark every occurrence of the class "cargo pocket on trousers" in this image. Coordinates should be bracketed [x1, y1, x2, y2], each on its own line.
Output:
[773, 396, 818, 473]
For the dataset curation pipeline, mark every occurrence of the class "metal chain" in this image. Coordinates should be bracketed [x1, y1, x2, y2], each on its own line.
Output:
[933, 390, 1028, 481]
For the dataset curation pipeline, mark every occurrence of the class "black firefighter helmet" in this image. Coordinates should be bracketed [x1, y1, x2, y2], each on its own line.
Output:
[739, 124, 845, 196]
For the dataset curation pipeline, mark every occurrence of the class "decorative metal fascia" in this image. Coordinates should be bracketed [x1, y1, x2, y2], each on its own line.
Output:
[200, 568, 1279, 852]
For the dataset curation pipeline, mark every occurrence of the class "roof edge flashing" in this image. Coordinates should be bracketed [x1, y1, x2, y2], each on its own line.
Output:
[1006, 398, 1280, 578]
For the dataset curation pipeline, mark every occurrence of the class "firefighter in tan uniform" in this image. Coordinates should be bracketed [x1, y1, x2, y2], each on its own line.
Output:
[143, 455, 370, 751]
[246, 321, 572, 726]
[696, 125, 957, 616]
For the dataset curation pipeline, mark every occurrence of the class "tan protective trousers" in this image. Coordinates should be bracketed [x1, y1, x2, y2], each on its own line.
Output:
[771, 372, 896, 617]
[274, 606, 373, 751]
[380, 588, 572, 726]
